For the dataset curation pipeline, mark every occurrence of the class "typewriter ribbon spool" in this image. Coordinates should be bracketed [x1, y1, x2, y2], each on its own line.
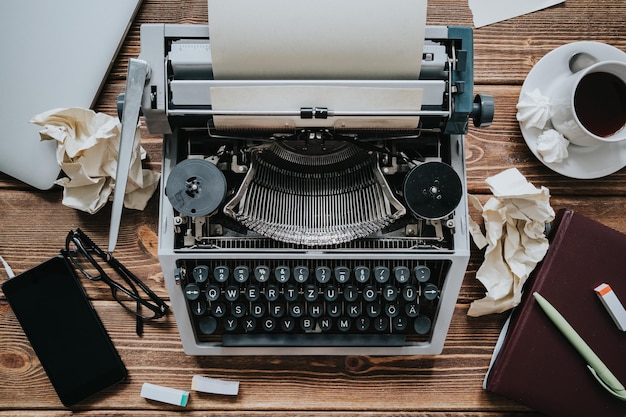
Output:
[165, 159, 227, 217]
[403, 161, 463, 220]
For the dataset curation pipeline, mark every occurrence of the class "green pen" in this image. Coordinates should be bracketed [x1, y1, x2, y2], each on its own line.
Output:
[533, 292, 626, 401]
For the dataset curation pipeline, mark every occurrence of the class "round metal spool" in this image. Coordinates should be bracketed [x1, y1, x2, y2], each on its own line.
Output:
[165, 159, 227, 217]
[403, 161, 462, 220]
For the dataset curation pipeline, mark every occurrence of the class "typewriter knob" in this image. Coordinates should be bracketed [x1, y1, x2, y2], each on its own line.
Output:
[471, 94, 495, 128]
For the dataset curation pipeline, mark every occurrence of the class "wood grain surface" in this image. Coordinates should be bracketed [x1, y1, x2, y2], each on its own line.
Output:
[1, 0, 626, 415]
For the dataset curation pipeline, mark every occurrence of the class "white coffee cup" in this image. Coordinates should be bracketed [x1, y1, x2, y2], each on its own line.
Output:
[550, 60, 626, 147]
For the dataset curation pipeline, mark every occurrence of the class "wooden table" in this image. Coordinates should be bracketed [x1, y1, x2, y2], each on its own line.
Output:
[1, 0, 625, 415]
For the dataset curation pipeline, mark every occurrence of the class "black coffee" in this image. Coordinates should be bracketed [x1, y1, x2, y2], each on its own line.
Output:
[574, 71, 626, 137]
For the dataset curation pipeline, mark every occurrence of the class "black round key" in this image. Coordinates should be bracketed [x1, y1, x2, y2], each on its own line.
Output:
[281, 317, 296, 332]
[289, 302, 305, 318]
[254, 265, 270, 282]
[384, 302, 399, 318]
[356, 317, 369, 331]
[338, 317, 351, 332]
[184, 283, 201, 300]
[393, 266, 410, 284]
[304, 284, 319, 301]
[414, 315, 432, 334]
[315, 266, 331, 283]
[198, 316, 217, 335]
[265, 284, 280, 301]
[275, 265, 290, 283]
[373, 266, 390, 283]
[423, 283, 439, 300]
[414, 265, 431, 282]
[211, 302, 226, 317]
[224, 317, 237, 331]
[269, 302, 285, 318]
[346, 302, 361, 318]
[366, 302, 381, 318]
[251, 302, 266, 318]
[243, 316, 256, 331]
[327, 301, 342, 318]
[334, 266, 350, 283]
[294, 266, 309, 283]
[224, 284, 240, 301]
[191, 300, 207, 316]
[262, 317, 277, 331]
[234, 266, 250, 283]
[319, 317, 332, 331]
[374, 317, 389, 331]
[402, 285, 418, 302]
[214, 265, 229, 282]
[343, 284, 359, 302]
[405, 303, 420, 317]
[284, 284, 299, 302]
[383, 284, 398, 302]
[393, 316, 408, 331]
[354, 266, 370, 283]
[363, 285, 378, 302]
[205, 284, 220, 302]
[308, 301, 324, 318]
[300, 317, 315, 331]
[192, 265, 209, 283]
[324, 285, 339, 302]
[245, 284, 260, 301]
[232, 302, 247, 318]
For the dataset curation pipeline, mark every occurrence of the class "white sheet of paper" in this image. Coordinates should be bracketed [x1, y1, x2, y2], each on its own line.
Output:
[468, 0, 565, 27]
[207, 0, 427, 80]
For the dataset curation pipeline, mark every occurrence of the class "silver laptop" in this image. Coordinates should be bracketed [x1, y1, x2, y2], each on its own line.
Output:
[0, 0, 142, 190]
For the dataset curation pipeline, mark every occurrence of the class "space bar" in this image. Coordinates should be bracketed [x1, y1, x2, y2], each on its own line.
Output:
[222, 333, 406, 347]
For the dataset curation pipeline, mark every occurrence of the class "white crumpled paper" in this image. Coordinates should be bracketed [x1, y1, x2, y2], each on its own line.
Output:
[31, 107, 160, 214]
[467, 168, 555, 316]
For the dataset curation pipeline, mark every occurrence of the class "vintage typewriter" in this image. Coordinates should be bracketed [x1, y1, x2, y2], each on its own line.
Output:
[113, 8, 493, 355]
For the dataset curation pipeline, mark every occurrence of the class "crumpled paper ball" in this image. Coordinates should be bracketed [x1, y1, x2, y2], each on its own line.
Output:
[537, 129, 569, 163]
[516, 88, 552, 130]
[31, 107, 160, 214]
[467, 168, 555, 316]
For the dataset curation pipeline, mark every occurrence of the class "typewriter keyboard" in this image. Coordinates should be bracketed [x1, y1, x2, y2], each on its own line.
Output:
[175, 259, 451, 346]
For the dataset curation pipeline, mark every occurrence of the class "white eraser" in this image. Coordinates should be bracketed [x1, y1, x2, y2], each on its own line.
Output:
[191, 375, 239, 396]
[595, 283, 626, 331]
[140, 382, 189, 407]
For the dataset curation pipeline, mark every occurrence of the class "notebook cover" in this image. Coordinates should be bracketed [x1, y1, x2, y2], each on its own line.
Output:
[484, 208, 626, 417]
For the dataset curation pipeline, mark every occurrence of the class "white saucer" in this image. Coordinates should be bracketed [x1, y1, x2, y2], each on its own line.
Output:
[519, 41, 626, 179]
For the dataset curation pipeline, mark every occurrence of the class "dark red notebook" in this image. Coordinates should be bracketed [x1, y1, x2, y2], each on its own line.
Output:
[484, 209, 626, 417]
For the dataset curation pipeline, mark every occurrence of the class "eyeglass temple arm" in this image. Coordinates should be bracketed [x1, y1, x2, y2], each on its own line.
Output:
[108, 58, 150, 253]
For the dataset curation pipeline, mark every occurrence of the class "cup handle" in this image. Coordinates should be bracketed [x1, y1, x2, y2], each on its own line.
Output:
[568, 52, 599, 73]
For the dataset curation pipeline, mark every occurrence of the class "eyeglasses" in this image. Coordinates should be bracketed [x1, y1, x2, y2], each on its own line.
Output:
[64, 228, 169, 336]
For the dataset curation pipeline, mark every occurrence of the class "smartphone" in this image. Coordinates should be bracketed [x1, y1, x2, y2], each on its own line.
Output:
[2, 255, 127, 407]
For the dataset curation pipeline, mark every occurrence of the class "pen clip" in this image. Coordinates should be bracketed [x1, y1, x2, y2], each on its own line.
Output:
[587, 365, 626, 401]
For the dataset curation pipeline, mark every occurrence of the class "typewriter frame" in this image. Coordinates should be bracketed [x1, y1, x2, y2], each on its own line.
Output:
[126, 24, 489, 355]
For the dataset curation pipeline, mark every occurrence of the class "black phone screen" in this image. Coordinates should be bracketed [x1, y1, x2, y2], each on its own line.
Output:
[2, 255, 127, 407]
